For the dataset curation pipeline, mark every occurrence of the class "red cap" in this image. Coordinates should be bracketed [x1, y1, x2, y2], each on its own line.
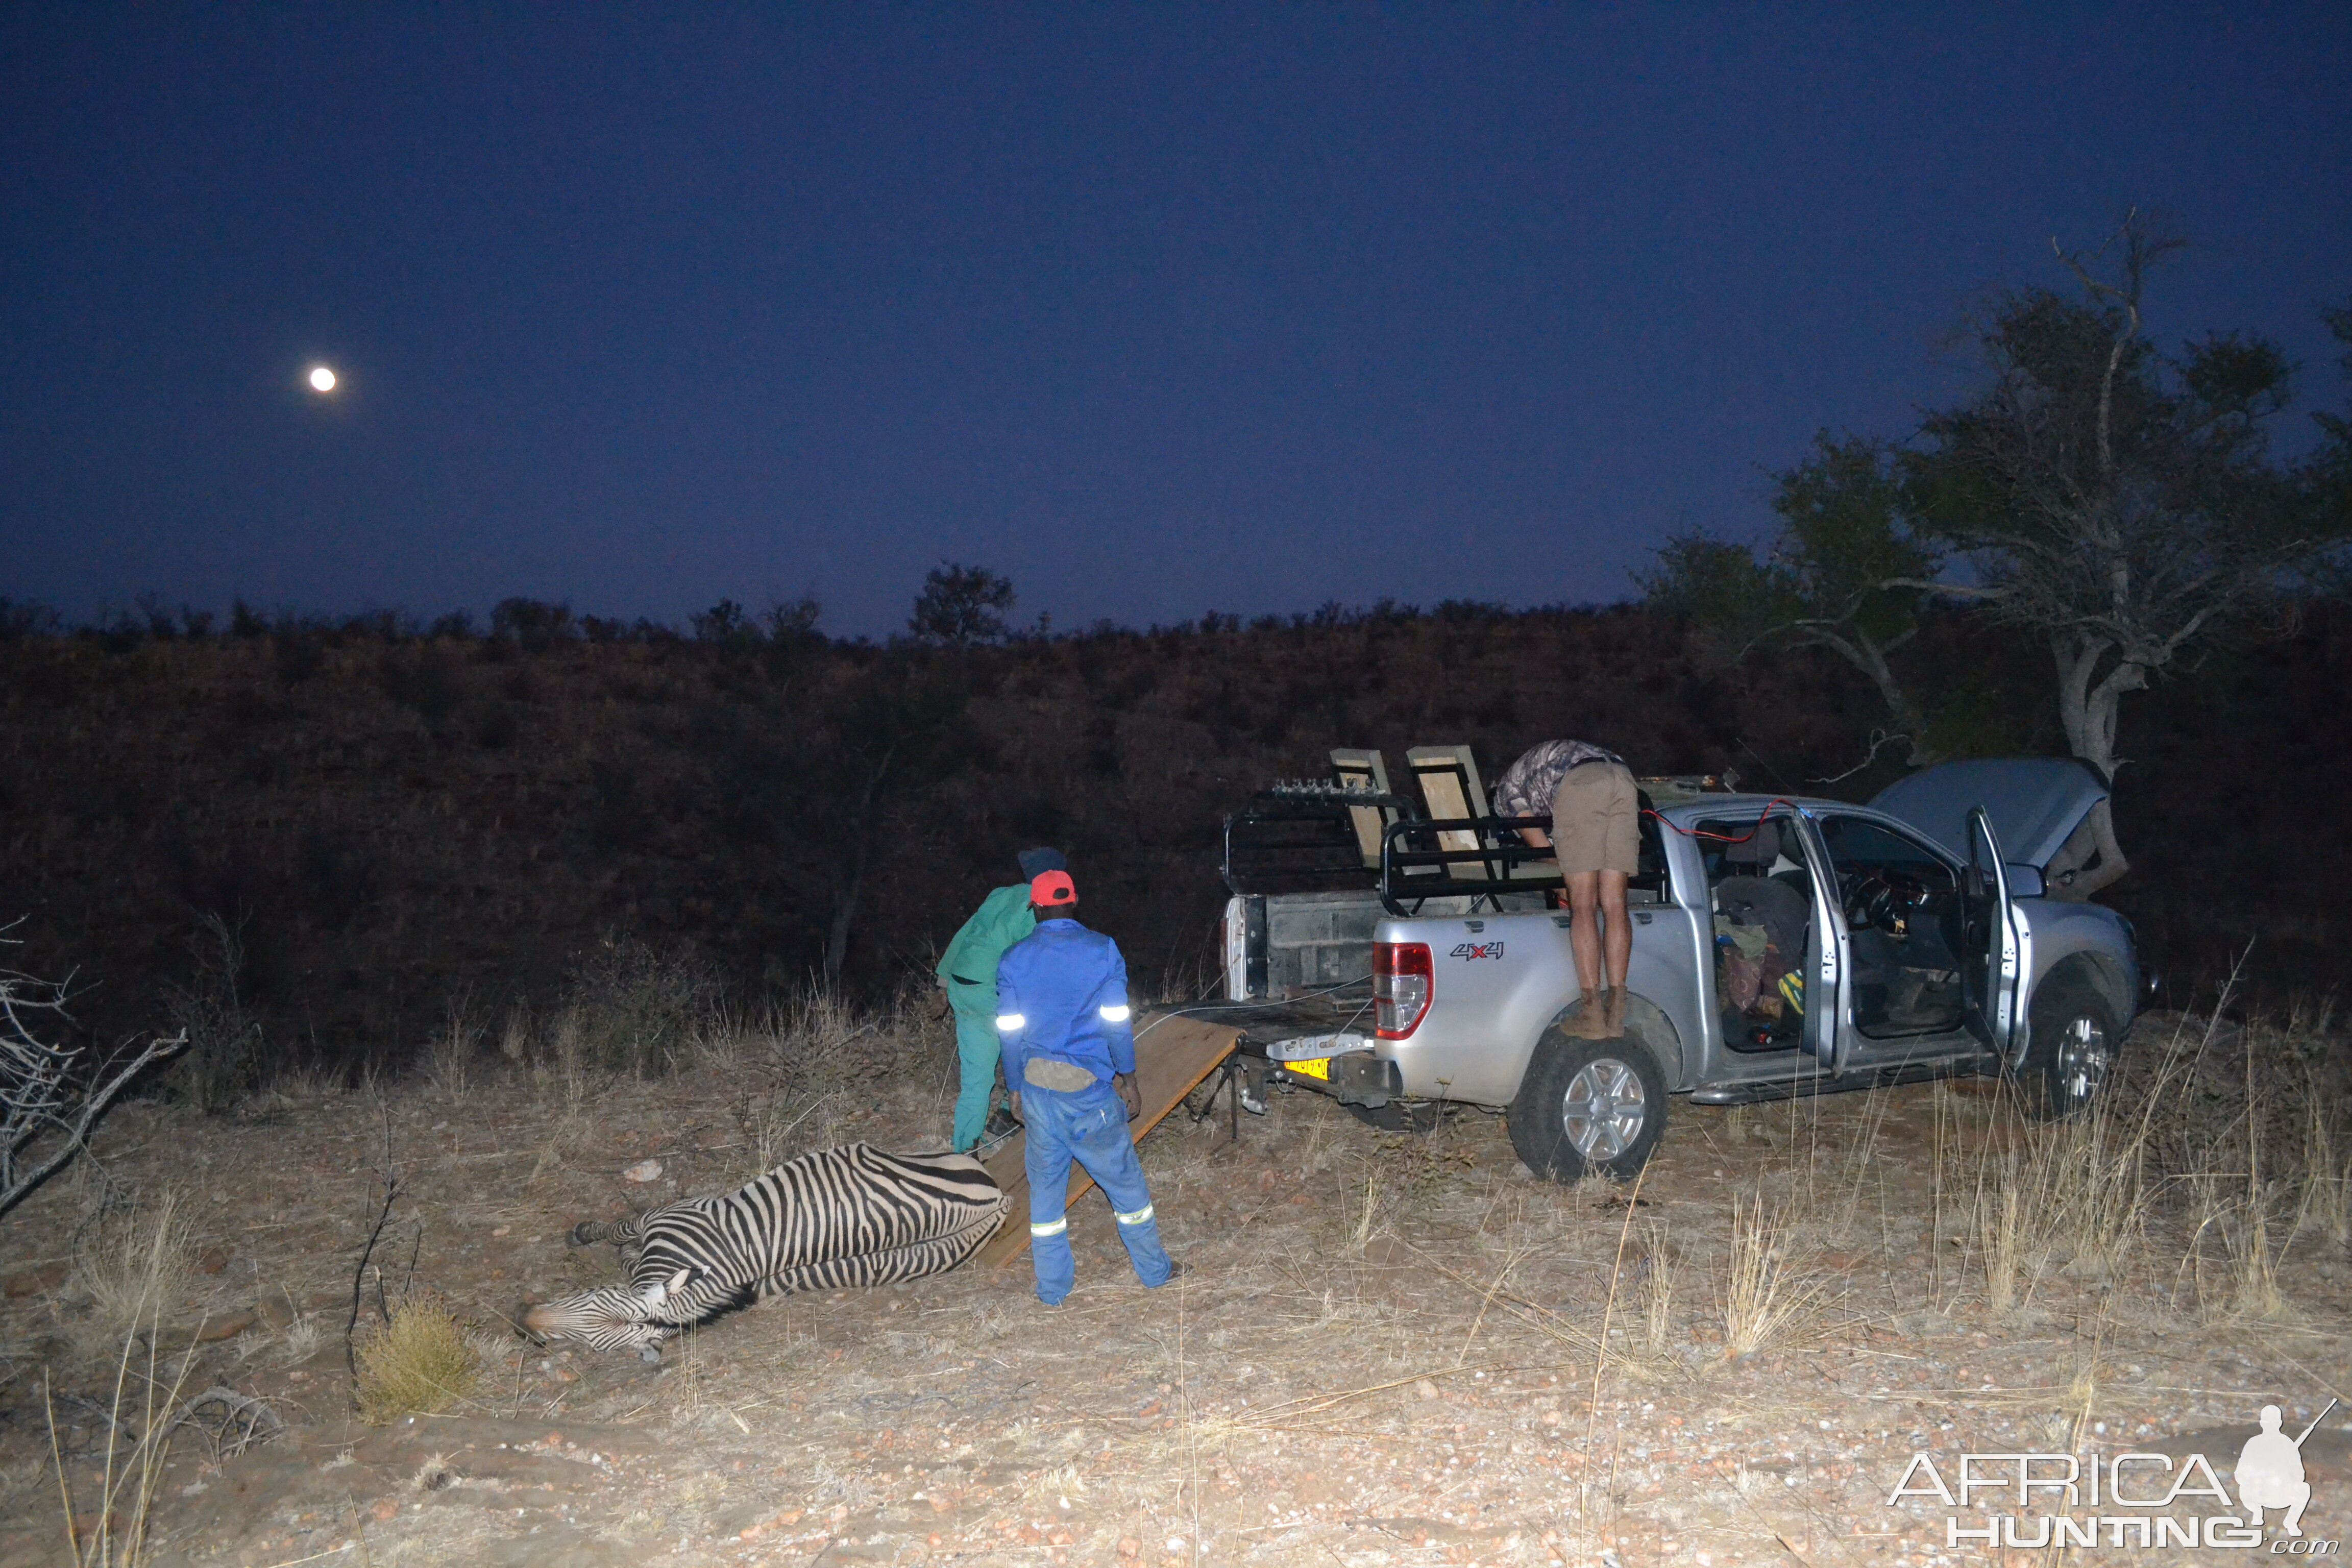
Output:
[1029, 870, 1076, 907]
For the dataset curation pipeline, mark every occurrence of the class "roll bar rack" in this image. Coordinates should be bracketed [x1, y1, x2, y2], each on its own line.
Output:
[1222, 779, 1684, 911]
[1376, 800, 1673, 917]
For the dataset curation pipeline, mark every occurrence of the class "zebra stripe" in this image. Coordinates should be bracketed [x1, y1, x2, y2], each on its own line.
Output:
[522, 1143, 1007, 1359]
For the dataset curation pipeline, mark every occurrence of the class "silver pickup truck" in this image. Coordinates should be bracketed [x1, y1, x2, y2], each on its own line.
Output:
[1216, 758, 2145, 1182]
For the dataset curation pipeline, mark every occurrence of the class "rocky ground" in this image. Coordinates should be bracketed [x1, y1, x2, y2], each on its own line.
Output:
[3, 1010, 2346, 1567]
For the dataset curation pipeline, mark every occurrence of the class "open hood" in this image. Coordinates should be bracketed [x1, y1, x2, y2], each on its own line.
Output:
[1868, 758, 2108, 872]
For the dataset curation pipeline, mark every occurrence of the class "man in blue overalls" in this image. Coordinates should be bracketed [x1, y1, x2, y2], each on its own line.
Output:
[994, 869, 1179, 1306]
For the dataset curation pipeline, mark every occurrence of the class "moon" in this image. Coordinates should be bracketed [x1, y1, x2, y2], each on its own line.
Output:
[308, 365, 338, 393]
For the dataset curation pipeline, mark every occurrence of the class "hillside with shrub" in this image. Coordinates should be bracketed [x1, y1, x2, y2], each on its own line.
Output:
[3, 595, 2344, 1085]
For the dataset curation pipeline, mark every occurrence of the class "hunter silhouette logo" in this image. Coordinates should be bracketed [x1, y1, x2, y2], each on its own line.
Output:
[2239, 1400, 2333, 1537]
[1448, 942, 1505, 961]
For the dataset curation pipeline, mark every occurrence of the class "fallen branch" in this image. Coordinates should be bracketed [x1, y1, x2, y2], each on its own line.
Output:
[166, 1386, 282, 1460]
[3, 935, 190, 1219]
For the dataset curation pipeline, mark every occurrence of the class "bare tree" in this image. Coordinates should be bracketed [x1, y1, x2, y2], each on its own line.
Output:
[3, 939, 188, 1219]
[1902, 211, 2337, 894]
[1646, 215, 2351, 900]
[794, 659, 974, 986]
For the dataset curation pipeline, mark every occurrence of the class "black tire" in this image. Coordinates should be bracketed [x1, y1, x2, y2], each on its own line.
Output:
[1344, 1099, 1449, 1134]
[2015, 962, 2121, 1122]
[1507, 1028, 1669, 1183]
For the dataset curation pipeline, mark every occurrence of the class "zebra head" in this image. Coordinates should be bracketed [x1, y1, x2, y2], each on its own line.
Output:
[521, 1265, 695, 1359]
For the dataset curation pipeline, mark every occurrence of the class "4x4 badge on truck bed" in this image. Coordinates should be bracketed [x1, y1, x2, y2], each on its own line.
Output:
[1450, 942, 1505, 960]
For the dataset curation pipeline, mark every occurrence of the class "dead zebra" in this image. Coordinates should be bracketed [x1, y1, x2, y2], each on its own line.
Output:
[522, 1144, 1006, 1361]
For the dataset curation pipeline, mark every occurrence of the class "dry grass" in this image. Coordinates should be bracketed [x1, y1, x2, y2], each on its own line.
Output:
[1974, 1146, 2034, 1316]
[355, 1291, 483, 1425]
[1716, 1187, 1834, 1359]
[421, 994, 483, 1104]
[44, 1319, 199, 1567]
[2, 974, 2346, 1567]
[2291, 1078, 2350, 1251]
[65, 1190, 194, 1363]
[1906, 990, 2352, 1328]
[1637, 1217, 1681, 1358]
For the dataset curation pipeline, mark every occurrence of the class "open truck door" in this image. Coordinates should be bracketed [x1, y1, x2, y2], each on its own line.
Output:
[1959, 805, 2023, 1062]
[1794, 815, 1848, 1072]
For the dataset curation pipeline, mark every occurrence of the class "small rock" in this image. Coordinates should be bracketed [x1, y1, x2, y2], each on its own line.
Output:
[197, 1246, 231, 1276]
[257, 1298, 299, 1330]
[622, 1160, 664, 1183]
[193, 1311, 257, 1343]
[1117, 1537, 1142, 1558]
[1415, 1378, 1441, 1401]
[3, 1264, 66, 1299]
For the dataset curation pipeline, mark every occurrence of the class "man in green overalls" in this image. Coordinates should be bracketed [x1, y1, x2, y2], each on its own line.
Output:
[937, 848, 1065, 1152]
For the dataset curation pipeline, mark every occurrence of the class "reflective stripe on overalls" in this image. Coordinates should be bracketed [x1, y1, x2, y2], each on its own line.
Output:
[1031, 1217, 1067, 1237]
[1114, 1204, 1154, 1226]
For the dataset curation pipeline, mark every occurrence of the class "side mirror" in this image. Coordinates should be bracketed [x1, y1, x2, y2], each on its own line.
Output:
[2004, 863, 2046, 899]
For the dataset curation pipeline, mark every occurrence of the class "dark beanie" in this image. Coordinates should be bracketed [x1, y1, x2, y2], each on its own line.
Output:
[1017, 846, 1067, 879]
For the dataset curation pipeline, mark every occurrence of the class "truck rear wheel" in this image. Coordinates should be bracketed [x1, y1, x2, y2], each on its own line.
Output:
[1508, 1028, 1668, 1184]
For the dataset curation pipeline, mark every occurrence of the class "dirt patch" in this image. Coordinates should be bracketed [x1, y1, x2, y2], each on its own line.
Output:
[3, 1010, 2347, 1565]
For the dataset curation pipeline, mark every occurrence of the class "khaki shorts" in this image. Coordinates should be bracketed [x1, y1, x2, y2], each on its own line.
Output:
[1550, 761, 1639, 875]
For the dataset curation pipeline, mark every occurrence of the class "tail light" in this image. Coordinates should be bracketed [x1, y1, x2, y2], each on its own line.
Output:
[1374, 942, 1433, 1039]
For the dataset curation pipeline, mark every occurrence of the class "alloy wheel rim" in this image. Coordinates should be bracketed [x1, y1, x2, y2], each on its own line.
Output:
[2056, 1014, 2110, 1104]
[1561, 1058, 1647, 1160]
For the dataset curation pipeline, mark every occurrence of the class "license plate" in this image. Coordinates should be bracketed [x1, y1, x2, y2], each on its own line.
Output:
[1286, 1057, 1333, 1081]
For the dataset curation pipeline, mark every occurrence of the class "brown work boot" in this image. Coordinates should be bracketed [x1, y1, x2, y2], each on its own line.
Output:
[1565, 987, 1607, 1039]
[1600, 987, 1628, 1038]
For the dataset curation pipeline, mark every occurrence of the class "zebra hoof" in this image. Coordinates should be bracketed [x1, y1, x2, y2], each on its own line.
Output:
[637, 1344, 663, 1366]
[567, 1222, 600, 1248]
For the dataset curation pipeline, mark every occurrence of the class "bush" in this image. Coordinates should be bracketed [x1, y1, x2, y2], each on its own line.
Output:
[355, 1291, 481, 1424]
[378, 645, 462, 724]
[552, 935, 721, 1077]
[161, 915, 268, 1114]
[461, 695, 519, 749]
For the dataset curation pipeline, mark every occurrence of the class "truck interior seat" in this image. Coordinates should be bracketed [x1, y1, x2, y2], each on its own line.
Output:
[1706, 816, 1811, 1052]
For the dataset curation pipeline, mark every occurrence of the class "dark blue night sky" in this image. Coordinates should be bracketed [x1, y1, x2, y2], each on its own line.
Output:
[6, 6, 2347, 638]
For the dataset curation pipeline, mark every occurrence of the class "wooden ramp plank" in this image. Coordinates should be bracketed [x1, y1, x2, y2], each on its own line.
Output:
[975, 1013, 1241, 1270]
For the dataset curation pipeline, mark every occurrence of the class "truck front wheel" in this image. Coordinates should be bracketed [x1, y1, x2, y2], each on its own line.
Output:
[2014, 962, 2121, 1123]
[1508, 1029, 1668, 1184]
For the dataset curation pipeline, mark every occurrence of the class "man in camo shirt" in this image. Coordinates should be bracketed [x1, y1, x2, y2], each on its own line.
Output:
[1491, 739, 1638, 1039]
